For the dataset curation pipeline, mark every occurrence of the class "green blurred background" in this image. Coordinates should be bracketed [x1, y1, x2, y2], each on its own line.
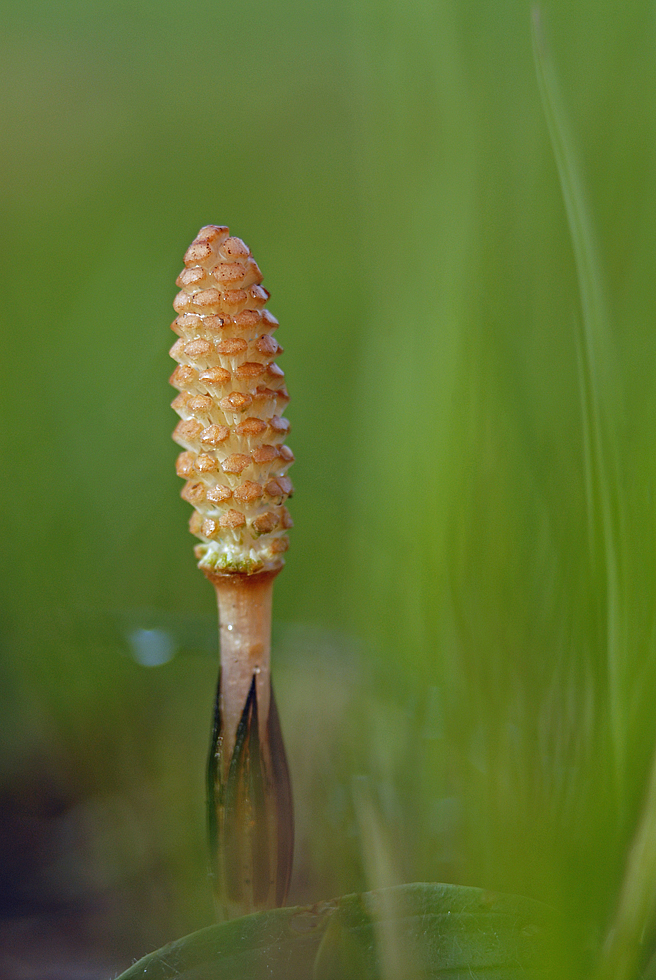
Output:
[1, 0, 656, 975]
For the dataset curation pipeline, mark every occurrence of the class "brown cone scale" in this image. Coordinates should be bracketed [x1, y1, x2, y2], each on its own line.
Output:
[170, 225, 293, 577]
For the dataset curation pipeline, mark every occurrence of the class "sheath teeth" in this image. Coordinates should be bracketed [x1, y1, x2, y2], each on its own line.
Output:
[171, 226, 293, 575]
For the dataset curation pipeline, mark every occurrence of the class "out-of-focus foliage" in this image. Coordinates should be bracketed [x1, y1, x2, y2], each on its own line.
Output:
[1, 0, 655, 976]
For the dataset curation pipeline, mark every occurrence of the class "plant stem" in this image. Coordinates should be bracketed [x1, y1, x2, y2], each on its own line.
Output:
[205, 568, 294, 920]
[211, 569, 278, 777]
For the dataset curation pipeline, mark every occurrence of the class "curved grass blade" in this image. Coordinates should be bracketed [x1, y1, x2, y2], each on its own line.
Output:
[115, 882, 558, 980]
[596, 747, 656, 980]
[532, 7, 625, 787]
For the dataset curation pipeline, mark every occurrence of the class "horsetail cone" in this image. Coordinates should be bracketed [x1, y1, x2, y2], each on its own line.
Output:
[170, 225, 294, 919]
[170, 224, 294, 576]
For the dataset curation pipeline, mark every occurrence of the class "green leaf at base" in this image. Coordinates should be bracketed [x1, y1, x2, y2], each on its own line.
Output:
[115, 882, 558, 980]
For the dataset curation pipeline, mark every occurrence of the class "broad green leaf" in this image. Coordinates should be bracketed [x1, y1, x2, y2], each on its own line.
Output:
[115, 882, 557, 980]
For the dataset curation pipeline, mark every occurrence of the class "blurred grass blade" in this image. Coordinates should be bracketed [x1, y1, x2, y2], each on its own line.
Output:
[532, 6, 625, 784]
[531, 13, 656, 978]
[114, 882, 558, 979]
[208, 675, 293, 920]
[352, 776, 413, 980]
[597, 745, 656, 980]
[313, 913, 371, 980]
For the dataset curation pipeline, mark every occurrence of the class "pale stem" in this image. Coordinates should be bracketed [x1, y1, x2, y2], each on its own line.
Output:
[208, 569, 280, 775]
